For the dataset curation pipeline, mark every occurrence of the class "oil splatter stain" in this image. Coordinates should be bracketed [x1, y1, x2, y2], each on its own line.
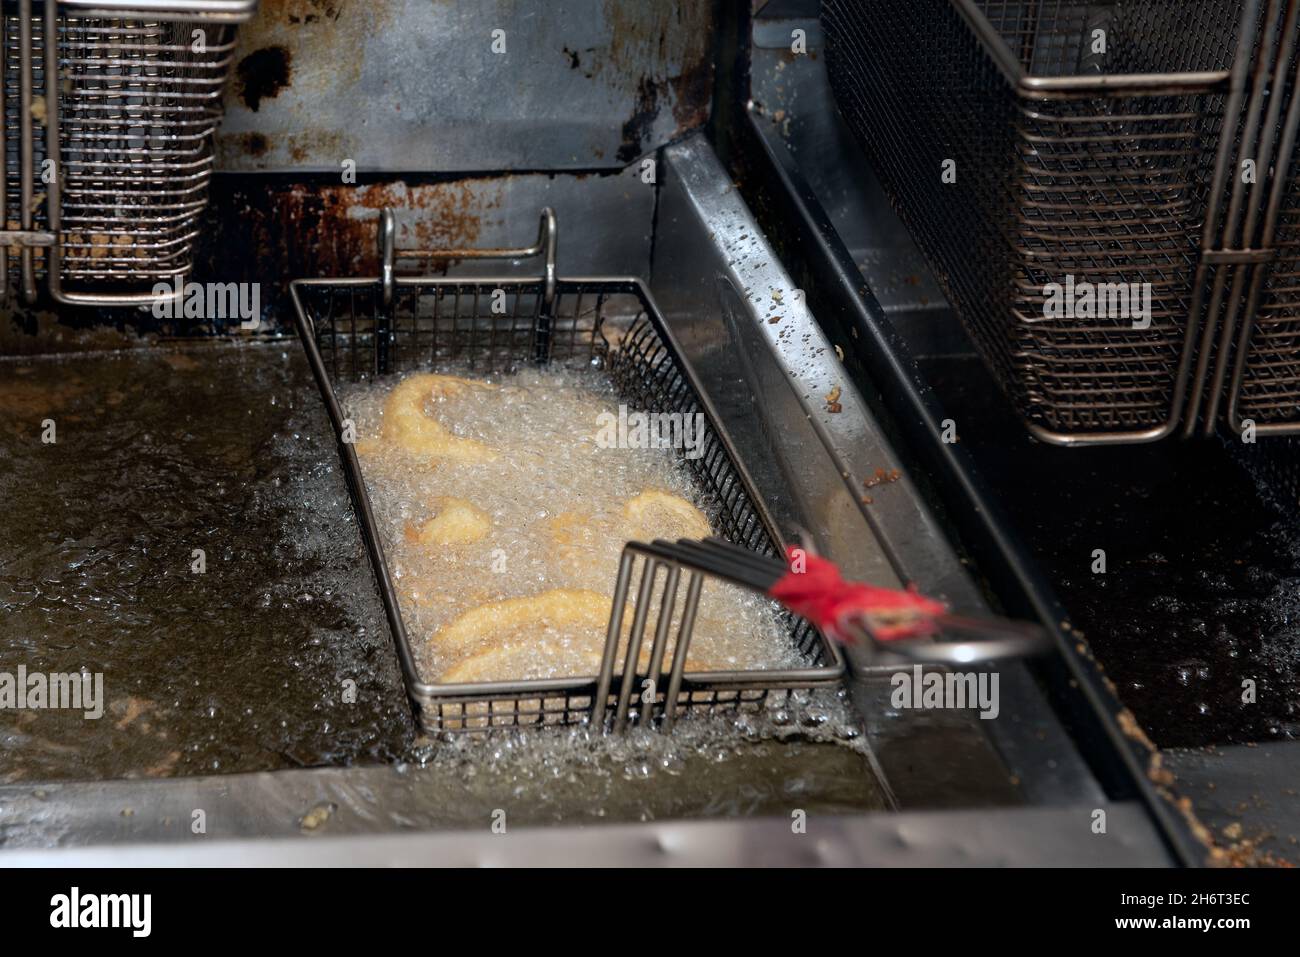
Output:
[235, 45, 293, 111]
[232, 131, 270, 157]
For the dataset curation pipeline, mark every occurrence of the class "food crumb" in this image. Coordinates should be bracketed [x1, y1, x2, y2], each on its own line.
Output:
[863, 467, 902, 489]
[825, 384, 841, 412]
[299, 802, 336, 832]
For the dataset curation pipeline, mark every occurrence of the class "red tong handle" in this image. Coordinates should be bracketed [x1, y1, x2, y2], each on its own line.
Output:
[769, 548, 946, 641]
[768, 547, 1048, 661]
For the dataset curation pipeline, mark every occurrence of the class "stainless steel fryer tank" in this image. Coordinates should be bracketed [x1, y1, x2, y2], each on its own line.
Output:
[0, 132, 1170, 864]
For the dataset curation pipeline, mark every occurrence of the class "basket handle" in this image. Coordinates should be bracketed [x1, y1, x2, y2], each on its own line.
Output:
[378, 206, 557, 310]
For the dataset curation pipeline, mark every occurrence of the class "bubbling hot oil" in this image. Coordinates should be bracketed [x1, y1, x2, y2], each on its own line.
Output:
[340, 364, 805, 684]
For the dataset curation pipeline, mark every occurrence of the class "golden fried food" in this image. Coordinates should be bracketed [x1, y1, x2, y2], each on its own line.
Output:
[442, 638, 717, 683]
[440, 638, 606, 683]
[547, 492, 710, 555]
[366, 373, 497, 464]
[545, 509, 612, 575]
[432, 588, 612, 659]
[621, 490, 712, 540]
[432, 587, 715, 682]
[405, 496, 491, 546]
[442, 634, 716, 683]
[546, 510, 602, 549]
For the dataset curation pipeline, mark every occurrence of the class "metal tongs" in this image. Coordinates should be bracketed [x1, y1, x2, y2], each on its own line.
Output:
[644, 536, 1050, 666]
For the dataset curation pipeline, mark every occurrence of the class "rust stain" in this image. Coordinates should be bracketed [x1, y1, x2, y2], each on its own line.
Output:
[237, 0, 388, 99]
[258, 0, 344, 25]
[228, 131, 271, 157]
[218, 0, 395, 165]
[668, 40, 713, 130]
[287, 129, 344, 164]
[618, 78, 661, 164]
[596, 0, 714, 163]
[301, 181, 496, 276]
[195, 178, 509, 314]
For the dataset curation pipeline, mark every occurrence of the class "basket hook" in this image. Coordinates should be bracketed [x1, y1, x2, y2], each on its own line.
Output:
[378, 207, 557, 310]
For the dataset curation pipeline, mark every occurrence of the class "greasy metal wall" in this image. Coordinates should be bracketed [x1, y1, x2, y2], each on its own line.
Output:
[192, 168, 655, 320]
[178, 0, 717, 323]
[217, 0, 715, 173]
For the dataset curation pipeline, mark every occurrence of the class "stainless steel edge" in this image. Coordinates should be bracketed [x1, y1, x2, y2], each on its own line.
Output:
[654, 132, 1107, 808]
[0, 790, 1170, 866]
[951, 0, 1232, 93]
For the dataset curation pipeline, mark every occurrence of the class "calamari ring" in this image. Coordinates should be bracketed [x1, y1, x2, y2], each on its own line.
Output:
[432, 588, 612, 658]
[404, 496, 491, 546]
[546, 493, 711, 555]
[432, 587, 714, 682]
[439, 632, 715, 683]
[369, 373, 497, 464]
[440, 639, 607, 683]
[621, 490, 712, 541]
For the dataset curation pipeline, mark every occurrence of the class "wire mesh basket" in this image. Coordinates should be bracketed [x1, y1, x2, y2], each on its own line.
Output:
[2, 0, 255, 305]
[825, 0, 1300, 444]
[291, 209, 845, 735]
[1225, 11, 1300, 437]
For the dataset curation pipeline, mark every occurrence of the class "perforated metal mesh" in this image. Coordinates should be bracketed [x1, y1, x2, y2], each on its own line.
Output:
[1235, 59, 1300, 426]
[823, 0, 1244, 441]
[979, 1, 1243, 76]
[3, 5, 241, 297]
[292, 277, 841, 734]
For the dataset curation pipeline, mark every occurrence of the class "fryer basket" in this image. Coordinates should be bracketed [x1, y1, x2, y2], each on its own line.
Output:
[823, 0, 1300, 443]
[2, 0, 255, 305]
[291, 209, 845, 735]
